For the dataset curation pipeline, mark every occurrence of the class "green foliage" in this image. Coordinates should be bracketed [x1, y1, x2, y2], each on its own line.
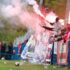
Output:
[0, 29, 26, 43]
[46, 0, 66, 18]
[42, 0, 66, 8]
[37, 0, 66, 18]
[0, 17, 27, 43]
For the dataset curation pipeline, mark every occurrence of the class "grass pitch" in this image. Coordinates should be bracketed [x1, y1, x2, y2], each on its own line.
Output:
[0, 60, 69, 70]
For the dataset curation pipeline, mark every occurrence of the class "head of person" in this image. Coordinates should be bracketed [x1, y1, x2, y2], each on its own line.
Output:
[56, 17, 59, 22]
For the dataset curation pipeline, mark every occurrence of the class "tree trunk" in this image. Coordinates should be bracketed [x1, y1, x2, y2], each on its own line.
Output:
[65, 0, 70, 24]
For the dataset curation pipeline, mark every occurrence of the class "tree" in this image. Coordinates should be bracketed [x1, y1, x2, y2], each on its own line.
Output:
[0, 17, 27, 43]
[41, 0, 67, 18]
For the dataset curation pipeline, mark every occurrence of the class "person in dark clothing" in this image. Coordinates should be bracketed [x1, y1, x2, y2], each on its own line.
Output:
[0, 42, 2, 59]
[7, 42, 13, 60]
[0, 42, 6, 59]
[2, 42, 6, 58]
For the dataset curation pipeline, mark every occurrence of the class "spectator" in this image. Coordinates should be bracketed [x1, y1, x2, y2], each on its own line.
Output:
[7, 42, 13, 60]
[0, 41, 2, 59]
[0, 42, 6, 59]
[2, 42, 6, 59]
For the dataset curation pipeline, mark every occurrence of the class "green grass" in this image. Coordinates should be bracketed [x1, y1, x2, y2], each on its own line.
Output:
[0, 60, 70, 70]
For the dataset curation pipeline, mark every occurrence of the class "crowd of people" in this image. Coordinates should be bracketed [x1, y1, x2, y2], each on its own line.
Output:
[0, 42, 13, 60]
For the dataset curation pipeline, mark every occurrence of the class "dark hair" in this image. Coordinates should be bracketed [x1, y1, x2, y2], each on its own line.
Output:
[56, 17, 59, 22]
